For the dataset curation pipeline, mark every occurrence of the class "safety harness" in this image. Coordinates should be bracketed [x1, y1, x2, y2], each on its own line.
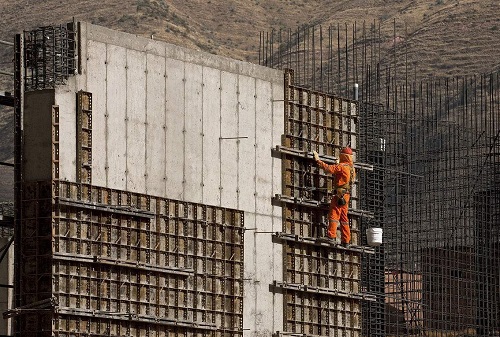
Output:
[335, 163, 355, 205]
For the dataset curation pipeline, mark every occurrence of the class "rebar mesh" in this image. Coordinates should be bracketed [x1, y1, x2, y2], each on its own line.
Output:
[261, 23, 500, 336]
[23, 23, 76, 91]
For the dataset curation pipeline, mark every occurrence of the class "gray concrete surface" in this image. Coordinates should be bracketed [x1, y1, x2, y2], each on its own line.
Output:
[53, 22, 285, 336]
[23, 89, 55, 181]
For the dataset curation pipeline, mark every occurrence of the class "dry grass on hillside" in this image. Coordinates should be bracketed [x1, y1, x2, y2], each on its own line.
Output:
[1, 0, 500, 199]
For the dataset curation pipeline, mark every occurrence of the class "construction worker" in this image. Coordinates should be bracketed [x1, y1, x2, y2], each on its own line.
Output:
[313, 147, 355, 246]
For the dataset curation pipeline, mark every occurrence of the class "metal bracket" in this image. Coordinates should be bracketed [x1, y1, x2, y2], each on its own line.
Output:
[52, 252, 194, 276]
[273, 232, 375, 254]
[0, 92, 14, 107]
[272, 281, 376, 302]
[272, 145, 373, 171]
[55, 307, 218, 330]
[272, 194, 374, 219]
[56, 197, 155, 218]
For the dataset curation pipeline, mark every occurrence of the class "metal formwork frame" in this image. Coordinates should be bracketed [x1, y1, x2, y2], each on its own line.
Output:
[23, 23, 76, 91]
[272, 69, 375, 337]
[76, 90, 92, 186]
[261, 22, 500, 336]
[11, 179, 245, 337]
[11, 21, 245, 335]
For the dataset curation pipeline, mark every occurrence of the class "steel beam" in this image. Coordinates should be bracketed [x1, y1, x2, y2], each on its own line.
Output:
[57, 197, 155, 218]
[55, 307, 218, 330]
[0, 39, 13, 46]
[273, 281, 376, 302]
[273, 145, 373, 171]
[274, 232, 375, 254]
[272, 194, 374, 218]
[52, 252, 194, 276]
[0, 70, 14, 77]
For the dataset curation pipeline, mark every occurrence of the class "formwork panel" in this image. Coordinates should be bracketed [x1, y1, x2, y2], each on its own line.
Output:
[145, 52, 167, 197]
[201, 66, 221, 206]
[16, 180, 244, 337]
[105, 44, 127, 190]
[237, 75, 257, 211]
[57, 85, 78, 183]
[220, 71, 239, 208]
[126, 48, 147, 193]
[165, 57, 185, 200]
[274, 70, 369, 336]
[184, 62, 204, 203]
[255, 78, 274, 216]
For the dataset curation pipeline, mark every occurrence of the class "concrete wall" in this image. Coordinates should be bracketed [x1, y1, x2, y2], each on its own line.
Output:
[23, 89, 55, 182]
[53, 22, 284, 336]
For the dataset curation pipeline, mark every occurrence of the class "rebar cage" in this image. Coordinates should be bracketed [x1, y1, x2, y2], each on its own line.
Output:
[262, 23, 500, 336]
[23, 23, 76, 91]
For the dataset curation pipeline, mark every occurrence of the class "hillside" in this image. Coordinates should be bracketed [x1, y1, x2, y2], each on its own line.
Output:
[0, 0, 500, 200]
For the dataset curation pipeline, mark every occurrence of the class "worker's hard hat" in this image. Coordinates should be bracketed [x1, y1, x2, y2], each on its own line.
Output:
[341, 147, 353, 155]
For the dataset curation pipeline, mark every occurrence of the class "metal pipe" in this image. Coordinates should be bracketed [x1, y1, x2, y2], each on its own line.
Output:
[0, 162, 14, 167]
[0, 39, 13, 46]
[0, 70, 14, 77]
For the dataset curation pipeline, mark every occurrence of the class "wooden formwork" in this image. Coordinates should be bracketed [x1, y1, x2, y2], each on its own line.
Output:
[272, 70, 374, 337]
[12, 90, 244, 337]
[15, 180, 244, 337]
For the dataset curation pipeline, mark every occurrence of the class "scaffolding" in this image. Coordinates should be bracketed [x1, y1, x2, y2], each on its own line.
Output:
[3, 19, 500, 337]
[271, 69, 376, 336]
[261, 23, 500, 336]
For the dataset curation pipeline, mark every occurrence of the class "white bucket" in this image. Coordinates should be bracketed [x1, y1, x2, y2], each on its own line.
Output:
[366, 228, 383, 247]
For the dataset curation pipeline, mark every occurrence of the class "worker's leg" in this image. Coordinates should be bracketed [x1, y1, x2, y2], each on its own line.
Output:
[327, 196, 341, 238]
[339, 194, 351, 243]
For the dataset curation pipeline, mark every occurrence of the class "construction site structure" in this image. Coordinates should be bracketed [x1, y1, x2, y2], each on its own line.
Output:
[0, 19, 498, 337]
[260, 23, 500, 336]
[0, 21, 380, 337]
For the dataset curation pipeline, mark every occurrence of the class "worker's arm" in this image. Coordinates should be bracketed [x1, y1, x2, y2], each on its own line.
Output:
[313, 151, 338, 174]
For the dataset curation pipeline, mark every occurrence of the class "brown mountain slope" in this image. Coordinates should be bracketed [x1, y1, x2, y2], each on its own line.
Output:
[1, 0, 499, 80]
[0, 0, 500, 200]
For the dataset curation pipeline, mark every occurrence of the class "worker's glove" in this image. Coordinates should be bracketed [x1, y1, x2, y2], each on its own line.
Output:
[313, 151, 320, 162]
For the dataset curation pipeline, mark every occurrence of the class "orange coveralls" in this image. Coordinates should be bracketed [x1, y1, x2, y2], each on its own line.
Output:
[316, 153, 355, 243]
